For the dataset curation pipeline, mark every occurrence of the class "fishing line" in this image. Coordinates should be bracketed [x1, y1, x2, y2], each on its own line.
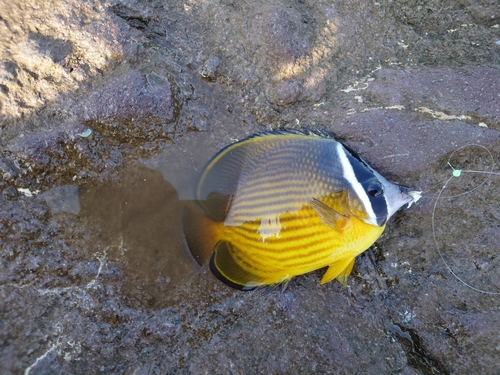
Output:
[439, 144, 495, 199]
[431, 144, 500, 295]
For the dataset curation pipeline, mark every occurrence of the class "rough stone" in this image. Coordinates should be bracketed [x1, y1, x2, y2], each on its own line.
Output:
[1, 0, 500, 374]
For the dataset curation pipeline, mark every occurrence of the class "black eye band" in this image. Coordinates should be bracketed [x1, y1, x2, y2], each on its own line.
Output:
[367, 180, 384, 197]
[341, 143, 389, 226]
[340, 143, 373, 171]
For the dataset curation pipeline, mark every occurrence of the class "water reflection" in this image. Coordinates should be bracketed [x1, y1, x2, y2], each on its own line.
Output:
[38, 185, 80, 215]
[142, 133, 218, 199]
[35, 133, 242, 309]
[77, 163, 199, 309]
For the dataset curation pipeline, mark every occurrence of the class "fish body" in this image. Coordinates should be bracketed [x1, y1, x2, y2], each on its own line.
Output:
[184, 130, 416, 290]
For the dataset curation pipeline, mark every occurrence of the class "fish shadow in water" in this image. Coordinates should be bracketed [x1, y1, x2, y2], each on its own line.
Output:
[78, 164, 199, 309]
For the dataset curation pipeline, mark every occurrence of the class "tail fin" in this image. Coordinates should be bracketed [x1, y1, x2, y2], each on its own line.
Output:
[183, 202, 220, 265]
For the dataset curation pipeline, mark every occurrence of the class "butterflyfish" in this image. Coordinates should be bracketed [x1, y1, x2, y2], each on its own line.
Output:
[183, 130, 420, 290]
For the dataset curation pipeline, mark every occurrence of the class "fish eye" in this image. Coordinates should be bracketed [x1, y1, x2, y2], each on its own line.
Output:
[367, 181, 384, 197]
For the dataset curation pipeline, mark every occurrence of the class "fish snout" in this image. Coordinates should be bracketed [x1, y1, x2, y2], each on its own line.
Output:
[397, 184, 422, 208]
[398, 185, 410, 195]
[394, 184, 413, 205]
[383, 183, 417, 221]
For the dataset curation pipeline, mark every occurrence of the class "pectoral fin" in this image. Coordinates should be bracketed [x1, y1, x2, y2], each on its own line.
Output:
[311, 198, 348, 231]
[320, 257, 356, 285]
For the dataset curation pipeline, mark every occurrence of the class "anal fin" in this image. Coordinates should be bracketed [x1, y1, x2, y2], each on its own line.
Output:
[320, 257, 356, 286]
[335, 258, 355, 286]
[209, 241, 265, 291]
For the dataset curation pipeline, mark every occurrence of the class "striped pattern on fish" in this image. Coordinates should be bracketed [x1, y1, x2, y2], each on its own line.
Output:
[184, 130, 416, 290]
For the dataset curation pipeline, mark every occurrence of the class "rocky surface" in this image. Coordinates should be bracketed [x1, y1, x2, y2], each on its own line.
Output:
[1, 0, 500, 374]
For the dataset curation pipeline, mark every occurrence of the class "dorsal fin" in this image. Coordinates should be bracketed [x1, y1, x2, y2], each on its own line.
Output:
[196, 130, 339, 221]
[252, 128, 336, 139]
[196, 139, 250, 220]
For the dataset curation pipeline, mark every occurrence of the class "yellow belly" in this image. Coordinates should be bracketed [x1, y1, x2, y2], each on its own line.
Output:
[220, 204, 385, 286]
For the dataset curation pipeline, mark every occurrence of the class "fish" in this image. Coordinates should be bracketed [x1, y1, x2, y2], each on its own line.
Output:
[183, 130, 420, 290]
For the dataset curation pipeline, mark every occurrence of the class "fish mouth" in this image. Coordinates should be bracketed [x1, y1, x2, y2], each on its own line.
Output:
[384, 184, 418, 222]
[396, 184, 422, 208]
[398, 185, 410, 195]
[406, 190, 422, 208]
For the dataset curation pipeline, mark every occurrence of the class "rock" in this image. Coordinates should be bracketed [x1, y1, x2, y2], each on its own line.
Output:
[249, 5, 313, 63]
[74, 70, 177, 144]
[0, 0, 143, 123]
[199, 55, 221, 82]
[2, 0, 500, 373]
[364, 66, 500, 128]
[269, 80, 304, 106]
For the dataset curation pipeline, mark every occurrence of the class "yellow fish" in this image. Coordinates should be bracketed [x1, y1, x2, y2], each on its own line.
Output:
[183, 130, 418, 290]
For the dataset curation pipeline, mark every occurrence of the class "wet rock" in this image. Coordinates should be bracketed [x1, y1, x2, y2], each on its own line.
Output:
[364, 66, 500, 128]
[2, 0, 500, 374]
[76, 70, 175, 130]
[249, 5, 313, 63]
[77, 164, 197, 309]
[7, 128, 112, 186]
[5, 69, 178, 188]
[329, 109, 500, 178]
[199, 55, 221, 82]
[37, 185, 80, 215]
[2, 186, 18, 200]
[459, 4, 500, 25]
[0, 157, 18, 180]
[80, 70, 177, 145]
[268, 80, 304, 107]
